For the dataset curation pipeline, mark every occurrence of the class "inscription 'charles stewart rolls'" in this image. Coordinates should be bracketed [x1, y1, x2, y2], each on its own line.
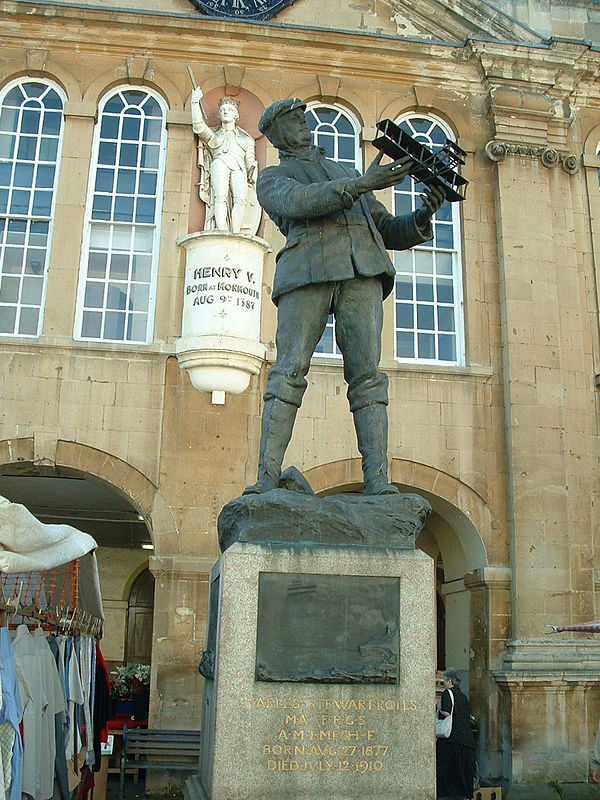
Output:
[238, 695, 417, 712]
[236, 693, 418, 776]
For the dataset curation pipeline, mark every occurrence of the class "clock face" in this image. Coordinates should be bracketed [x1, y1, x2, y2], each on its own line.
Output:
[188, 0, 294, 20]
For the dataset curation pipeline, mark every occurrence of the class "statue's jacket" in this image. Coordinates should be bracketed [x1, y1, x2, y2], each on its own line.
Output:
[256, 146, 432, 304]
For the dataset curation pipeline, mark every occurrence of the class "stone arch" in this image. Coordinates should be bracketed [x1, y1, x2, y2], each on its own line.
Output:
[302, 92, 366, 133]
[0, 437, 178, 552]
[306, 456, 492, 557]
[82, 68, 183, 111]
[0, 436, 35, 469]
[122, 559, 153, 603]
[583, 123, 600, 157]
[305, 456, 491, 683]
[124, 566, 155, 665]
[0, 64, 82, 103]
[54, 441, 178, 550]
[378, 93, 471, 144]
[390, 458, 491, 567]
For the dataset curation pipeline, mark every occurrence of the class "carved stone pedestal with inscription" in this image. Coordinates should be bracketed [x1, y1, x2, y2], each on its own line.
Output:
[175, 231, 270, 396]
[186, 539, 436, 800]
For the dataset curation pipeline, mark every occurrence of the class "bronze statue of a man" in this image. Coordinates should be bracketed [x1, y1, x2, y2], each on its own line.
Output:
[244, 98, 444, 496]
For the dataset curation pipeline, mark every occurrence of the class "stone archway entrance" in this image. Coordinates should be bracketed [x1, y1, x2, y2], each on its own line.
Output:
[413, 490, 488, 688]
[305, 457, 499, 778]
[0, 453, 155, 669]
[126, 568, 155, 665]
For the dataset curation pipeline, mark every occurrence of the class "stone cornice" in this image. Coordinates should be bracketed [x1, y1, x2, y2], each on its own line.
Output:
[472, 38, 600, 107]
[496, 638, 600, 678]
[0, 1, 596, 91]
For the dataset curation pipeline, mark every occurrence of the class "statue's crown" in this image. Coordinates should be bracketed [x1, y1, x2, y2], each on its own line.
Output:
[219, 96, 240, 110]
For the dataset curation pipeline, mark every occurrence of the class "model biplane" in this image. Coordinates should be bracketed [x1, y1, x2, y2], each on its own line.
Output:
[373, 118, 468, 203]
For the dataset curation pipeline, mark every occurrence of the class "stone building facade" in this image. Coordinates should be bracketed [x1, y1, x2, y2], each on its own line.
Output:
[0, 0, 600, 790]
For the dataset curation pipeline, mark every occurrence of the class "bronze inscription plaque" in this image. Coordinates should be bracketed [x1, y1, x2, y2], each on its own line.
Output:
[255, 573, 400, 684]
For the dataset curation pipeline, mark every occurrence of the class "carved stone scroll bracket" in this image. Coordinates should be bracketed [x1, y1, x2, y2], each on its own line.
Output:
[484, 139, 579, 174]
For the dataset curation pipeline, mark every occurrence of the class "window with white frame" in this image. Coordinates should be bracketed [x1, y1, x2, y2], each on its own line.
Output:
[75, 87, 167, 343]
[0, 79, 65, 337]
[306, 104, 362, 357]
[392, 115, 464, 364]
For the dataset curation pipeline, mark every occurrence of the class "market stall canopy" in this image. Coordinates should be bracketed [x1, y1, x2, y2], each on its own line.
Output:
[0, 494, 103, 621]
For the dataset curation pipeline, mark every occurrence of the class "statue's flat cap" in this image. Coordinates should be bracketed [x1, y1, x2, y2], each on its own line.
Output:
[258, 98, 306, 134]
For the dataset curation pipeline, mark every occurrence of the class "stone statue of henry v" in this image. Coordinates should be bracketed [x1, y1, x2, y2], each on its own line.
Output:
[244, 98, 445, 496]
[191, 86, 257, 234]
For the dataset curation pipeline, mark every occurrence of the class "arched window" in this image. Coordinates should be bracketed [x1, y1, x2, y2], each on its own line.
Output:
[0, 79, 65, 337]
[75, 87, 167, 343]
[392, 115, 464, 365]
[306, 104, 361, 356]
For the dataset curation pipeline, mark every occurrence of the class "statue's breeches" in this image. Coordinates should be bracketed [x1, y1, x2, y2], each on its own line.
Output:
[211, 158, 249, 202]
[265, 276, 389, 410]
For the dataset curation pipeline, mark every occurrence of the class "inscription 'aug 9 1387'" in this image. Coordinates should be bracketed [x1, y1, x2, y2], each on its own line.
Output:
[188, 0, 295, 20]
[256, 573, 400, 684]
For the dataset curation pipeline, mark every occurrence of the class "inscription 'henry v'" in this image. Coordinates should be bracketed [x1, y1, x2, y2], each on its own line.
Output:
[255, 573, 400, 684]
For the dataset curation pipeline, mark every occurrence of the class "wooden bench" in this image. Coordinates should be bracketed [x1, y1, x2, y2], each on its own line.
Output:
[119, 724, 201, 800]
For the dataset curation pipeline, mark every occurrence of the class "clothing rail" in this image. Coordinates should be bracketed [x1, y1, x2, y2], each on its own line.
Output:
[0, 561, 103, 636]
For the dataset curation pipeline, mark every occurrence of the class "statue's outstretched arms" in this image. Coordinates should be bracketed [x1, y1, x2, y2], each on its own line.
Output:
[414, 184, 445, 228]
[364, 190, 433, 250]
[257, 168, 365, 220]
[191, 86, 204, 127]
[191, 86, 217, 144]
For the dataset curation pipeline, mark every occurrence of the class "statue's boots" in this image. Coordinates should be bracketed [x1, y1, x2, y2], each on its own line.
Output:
[353, 403, 400, 496]
[243, 398, 298, 495]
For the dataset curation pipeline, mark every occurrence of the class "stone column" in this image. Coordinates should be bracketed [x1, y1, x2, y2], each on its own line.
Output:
[148, 555, 213, 729]
[464, 567, 511, 782]
[484, 80, 600, 782]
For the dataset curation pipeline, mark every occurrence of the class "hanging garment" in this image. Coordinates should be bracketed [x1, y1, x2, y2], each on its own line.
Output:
[0, 724, 15, 800]
[91, 644, 112, 772]
[31, 629, 66, 800]
[0, 628, 23, 800]
[78, 636, 94, 768]
[12, 624, 45, 800]
[47, 638, 70, 800]
[75, 764, 94, 800]
[65, 638, 84, 768]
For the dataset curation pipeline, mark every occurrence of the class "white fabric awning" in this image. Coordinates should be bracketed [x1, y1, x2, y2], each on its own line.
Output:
[0, 495, 103, 620]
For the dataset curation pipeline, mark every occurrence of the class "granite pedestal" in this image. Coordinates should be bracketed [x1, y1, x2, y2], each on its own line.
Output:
[186, 532, 436, 800]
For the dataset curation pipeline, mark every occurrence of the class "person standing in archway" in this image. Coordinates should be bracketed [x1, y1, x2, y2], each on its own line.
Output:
[436, 668, 476, 799]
